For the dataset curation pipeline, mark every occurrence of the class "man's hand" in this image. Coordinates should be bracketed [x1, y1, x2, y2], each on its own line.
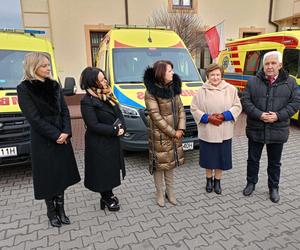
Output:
[260, 112, 270, 122]
[260, 112, 278, 123]
[267, 112, 278, 123]
[56, 133, 69, 144]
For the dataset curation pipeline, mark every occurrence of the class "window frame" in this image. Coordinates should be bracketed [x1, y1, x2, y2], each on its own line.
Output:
[172, 0, 193, 8]
[84, 24, 112, 66]
[168, 0, 198, 13]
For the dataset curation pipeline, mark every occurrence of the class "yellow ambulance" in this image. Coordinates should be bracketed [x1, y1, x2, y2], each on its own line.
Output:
[0, 29, 75, 166]
[218, 30, 300, 122]
[96, 26, 203, 151]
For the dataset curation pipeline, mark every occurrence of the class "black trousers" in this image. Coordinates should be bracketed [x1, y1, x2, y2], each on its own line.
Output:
[247, 140, 283, 188]
[100, 190, 113, 199]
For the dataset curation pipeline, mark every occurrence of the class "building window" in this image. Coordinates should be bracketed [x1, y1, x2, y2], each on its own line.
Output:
[242, 32, 261, 38]
[90, 31, 107, 66]
[168, 0, 197, 13]
[239, 27, 265, 38]
[172, 0, 192, 8]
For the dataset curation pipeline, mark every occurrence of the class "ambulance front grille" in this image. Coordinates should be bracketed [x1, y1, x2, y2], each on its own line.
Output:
[141, 107, 197, 138]
[0, 113, 30, 145]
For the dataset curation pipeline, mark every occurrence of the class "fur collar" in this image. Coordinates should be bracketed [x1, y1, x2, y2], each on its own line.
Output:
[22, 78, 59, 94]
[143, 67, 182, 99]
[22, 78, 60, 111]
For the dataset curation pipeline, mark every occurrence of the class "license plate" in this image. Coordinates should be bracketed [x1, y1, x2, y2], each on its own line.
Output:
[182, 142, 194, 151]
[0, 147, 17, 158]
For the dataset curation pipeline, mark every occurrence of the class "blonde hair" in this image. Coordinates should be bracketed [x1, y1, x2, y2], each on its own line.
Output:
[23, 52, 51, 80]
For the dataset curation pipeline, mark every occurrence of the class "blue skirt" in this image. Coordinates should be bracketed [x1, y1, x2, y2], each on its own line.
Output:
[199, 139, 232, 170]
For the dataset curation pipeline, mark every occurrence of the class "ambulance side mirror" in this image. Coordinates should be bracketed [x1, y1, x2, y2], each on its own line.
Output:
[63, 77, 77, 96]
[198, 68, 206, 82]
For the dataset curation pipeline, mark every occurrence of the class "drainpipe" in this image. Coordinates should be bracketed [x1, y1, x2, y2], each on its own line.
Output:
[269, 0, 279, 31]
[125, 0, 129, 25]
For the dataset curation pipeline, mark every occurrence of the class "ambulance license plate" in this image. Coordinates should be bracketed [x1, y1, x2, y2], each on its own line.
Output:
[182, 142, 194, 151]
[0, 147, 17, 158]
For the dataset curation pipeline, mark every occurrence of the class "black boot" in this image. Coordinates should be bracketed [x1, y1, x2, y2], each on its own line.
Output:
[206, 177, 213, 193]
[243, 182, 255, 196]
[269, 188, 280, 203]
[45, 198, 61, 227]
[214, 179, 222, 194]
[55, 193, 70, 224]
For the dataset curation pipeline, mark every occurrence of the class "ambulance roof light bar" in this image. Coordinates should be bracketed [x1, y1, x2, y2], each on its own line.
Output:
[0, 28, 45, 36]
[114, 25, 171, 30]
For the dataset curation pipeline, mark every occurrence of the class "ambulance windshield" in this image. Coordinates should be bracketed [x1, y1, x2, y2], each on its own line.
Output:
[0, 50, 52, 89]
[113, 48, 201, 83]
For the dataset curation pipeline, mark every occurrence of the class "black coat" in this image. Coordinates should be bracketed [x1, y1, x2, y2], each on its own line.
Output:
[17, 79, 80, 200]
[80, 94, 126, 192]
[241, 69, 300, 144]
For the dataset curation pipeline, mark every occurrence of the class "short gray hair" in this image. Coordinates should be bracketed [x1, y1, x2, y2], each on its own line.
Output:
[263, 51, 282, 64]
[23, 52, 51, 80]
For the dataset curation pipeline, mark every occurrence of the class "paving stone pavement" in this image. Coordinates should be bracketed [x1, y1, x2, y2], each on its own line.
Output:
[1, 125, 300, 249]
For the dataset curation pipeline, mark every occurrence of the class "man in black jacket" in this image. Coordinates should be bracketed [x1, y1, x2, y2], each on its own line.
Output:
[241, 51, 300, 203]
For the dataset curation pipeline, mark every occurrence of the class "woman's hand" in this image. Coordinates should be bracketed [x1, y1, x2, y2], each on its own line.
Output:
[56, 133, 69, 144]
[117, 128, 124, 136]
[208, 114, 223, 126]
[175, 130, 184, 139]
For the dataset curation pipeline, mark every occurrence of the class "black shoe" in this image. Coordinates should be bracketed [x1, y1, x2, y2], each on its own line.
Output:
[110, 196, 119, 205]
[45, 198, 62, 227]
[55, 193, 71, 225]
[100, 198, 120, 211]
[214, 179, 222, 194]
[269, 188, 280, 203]
[243, 182, 255, 196]
[206, 177, 213, 193]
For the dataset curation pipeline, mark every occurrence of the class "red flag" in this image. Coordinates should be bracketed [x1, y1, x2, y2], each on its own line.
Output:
[205, 22, 225, 59]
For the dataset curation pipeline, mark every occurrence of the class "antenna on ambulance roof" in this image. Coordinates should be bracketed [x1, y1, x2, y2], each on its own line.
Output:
[148, 29, 152, 43]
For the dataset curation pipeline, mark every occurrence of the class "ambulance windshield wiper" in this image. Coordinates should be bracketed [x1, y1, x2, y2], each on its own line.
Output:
[117, 81, 142, 84]
[0, 87, 16, 90]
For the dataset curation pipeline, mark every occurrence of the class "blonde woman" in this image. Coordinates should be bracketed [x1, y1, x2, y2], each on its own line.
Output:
[191, 63, 242, 194]
[17, 52, 80, 227]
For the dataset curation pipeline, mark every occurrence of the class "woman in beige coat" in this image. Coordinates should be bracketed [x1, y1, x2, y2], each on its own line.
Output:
[144, 60, 185, 207]
[191, 63, 242, 194]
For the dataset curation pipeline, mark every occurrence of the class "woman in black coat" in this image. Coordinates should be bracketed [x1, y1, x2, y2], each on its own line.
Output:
[80, 67, 126, 212]
[17, 52, 80, 227]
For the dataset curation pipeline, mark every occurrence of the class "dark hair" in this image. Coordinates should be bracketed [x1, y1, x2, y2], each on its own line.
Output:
[80, 67, 106, 90]
[153, 60, 173, 84]
[206, 63, 224, 78]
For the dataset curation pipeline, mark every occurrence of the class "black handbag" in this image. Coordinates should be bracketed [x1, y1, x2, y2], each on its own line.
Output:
[113, 118, 123, 129]
[149, 120, 157, 175]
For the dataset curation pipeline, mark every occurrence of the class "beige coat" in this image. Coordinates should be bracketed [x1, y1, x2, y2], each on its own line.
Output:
[145, 91, 185, 171]
[191, 80, 242, 143]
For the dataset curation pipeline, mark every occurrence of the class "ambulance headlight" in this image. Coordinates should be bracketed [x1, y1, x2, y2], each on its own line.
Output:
[120, 104, 140, 118]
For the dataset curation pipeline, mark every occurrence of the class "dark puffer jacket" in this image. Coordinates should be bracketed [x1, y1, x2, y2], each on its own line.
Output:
[241, 69, 300, 144]
[144, 67, 186, 172]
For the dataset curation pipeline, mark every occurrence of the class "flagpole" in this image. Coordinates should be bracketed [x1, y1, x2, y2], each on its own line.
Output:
[205, 20, 225, 32]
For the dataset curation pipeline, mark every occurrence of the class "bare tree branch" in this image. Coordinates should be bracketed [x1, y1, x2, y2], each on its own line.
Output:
[148, 6, 206, 54]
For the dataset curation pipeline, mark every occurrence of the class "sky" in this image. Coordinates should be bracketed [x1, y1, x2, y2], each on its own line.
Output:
[0, 0, 23, 29]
